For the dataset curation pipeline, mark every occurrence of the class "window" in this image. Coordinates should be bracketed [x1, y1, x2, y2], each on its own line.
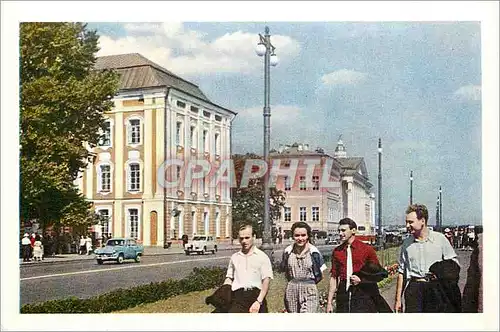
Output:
[190, 126, 196, 148]
[214, 133, 220, 155]
[176, 165, 181, 181]
[128, 208, 139, 238]
[284, 176, 291, 191]
[98, 121, 111, 147]
[312, 207, 320, 221]
[152, 97, 156, 104]
[176, 100, 186, 108]
[190, 106, 199, 113]
[176, 122, 182, 146]
[284, 207, 291, 222]
[203, 111, 211, 118]
[284, 160, 291, 167]
[128, 163, 141, 192]
[300, 207, 307, 221]
[100, 164, 111, 192]
[215, 115, 222, 122]
[98, 209, 110, 236]
[299, 176, 307, 191]
[128, 119, 141, 144]
[203, 130, 208, 152]
[313, 176, 320, 190]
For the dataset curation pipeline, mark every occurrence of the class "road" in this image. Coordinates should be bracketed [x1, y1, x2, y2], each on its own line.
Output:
[20, 246, 335, 306]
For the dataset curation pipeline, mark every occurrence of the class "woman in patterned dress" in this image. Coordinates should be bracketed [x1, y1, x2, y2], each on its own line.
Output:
[281, 222, 327, 313]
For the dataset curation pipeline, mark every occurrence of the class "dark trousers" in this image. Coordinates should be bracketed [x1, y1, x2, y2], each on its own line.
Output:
[404, 281, 426, 312]
[22, 245, 31, 261]
[229, 288, 268, 313]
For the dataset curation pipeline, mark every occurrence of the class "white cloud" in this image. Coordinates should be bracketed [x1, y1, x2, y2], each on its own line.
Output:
[321, 69, 368, 86]
[97, 23, 301, 76]
[453, 85, 481, 101]
[237, 105, 302, 122]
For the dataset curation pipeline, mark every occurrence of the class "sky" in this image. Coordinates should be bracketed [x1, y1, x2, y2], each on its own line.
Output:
[88, 21, 482, 226]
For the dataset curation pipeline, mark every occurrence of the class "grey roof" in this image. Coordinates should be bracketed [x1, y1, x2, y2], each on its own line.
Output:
[335, 157, 363, 170]
[95, 53, 210, 102]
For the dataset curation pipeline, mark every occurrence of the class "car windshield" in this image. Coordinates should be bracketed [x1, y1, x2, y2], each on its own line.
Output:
[106, 239, 124, 246]
[192, 236, 206, 241]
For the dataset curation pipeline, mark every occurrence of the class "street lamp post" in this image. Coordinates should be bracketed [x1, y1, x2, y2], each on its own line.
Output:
[439, 186, 443, 229]
[256, 26, 278, 259]
[436, 195, 440, 228]
[377, 138, 382, 247]
[409, 170, 413, 205]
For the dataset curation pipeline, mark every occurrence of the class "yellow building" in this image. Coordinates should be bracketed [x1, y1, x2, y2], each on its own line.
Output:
[77, 53, 236, 246]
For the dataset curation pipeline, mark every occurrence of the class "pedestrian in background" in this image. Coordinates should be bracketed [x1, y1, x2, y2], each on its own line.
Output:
[326, 218, 381, 313]
[79, 235, 86, 255]
[223, 224, 273, 313]
[85, 235, 93, 255]
[21, 233, 31, 262]
[33, 235, 44, 261]
[281, 221, 327, 313]
[394, 204, 460, 313]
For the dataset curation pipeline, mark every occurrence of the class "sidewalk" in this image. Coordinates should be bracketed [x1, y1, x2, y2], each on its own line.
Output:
[19, 240, 295, 266]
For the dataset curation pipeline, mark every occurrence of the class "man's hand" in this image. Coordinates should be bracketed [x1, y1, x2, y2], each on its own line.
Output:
[350, 275, 361, 286]
[326, 302, 334, 313]
[394, 300, 402, 313]
[249, 301, 261, 313]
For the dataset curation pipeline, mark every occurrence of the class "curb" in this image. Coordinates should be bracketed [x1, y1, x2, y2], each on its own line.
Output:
[19, 247, 241, 267]
[20, 244, 332, 267]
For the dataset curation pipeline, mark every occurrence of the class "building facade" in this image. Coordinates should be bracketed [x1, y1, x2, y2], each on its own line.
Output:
[271, 138, 374, 237]
[77, 53, 236, 246]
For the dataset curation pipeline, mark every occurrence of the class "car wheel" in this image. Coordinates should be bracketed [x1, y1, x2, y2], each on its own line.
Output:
[135, 254, 141, 263]
[184, 250, 190, 256]
[214, 245, 218, 252]
[211, 248, 215, 254]
[117, 254, 124, 264]
[97, 259, 103, 265]
[203, 247, 207, 255]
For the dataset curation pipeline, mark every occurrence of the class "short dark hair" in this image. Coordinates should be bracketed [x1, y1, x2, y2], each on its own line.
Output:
[291, 222, 312, 242]
[406, 204, 429, 224]
[238, 223, 256, 236]
[339, 218, 357, 230]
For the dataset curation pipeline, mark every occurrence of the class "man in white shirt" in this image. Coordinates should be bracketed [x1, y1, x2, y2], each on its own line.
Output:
[394, 204, 459, 312]
[224, 224, 273, 313]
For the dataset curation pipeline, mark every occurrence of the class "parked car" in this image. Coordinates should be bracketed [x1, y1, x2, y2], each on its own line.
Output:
[184, 235, 217, 255]
[94, 237, 144, 264]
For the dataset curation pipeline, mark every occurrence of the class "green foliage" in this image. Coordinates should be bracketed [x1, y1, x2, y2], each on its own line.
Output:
[20, 22, 120, 229]
[20, 266, 226, 313]
[231, 153, 286, 238]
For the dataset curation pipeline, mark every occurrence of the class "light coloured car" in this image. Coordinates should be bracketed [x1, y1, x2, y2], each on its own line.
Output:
[94, 238, 144, 264]
[184, 235, 217, 255]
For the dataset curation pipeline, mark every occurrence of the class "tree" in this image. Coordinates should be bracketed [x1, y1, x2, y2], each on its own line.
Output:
[231, 153, 286, 239]
[20, 23, 120, 231]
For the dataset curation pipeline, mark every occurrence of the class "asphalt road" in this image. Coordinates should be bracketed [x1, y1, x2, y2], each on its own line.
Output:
[20, 246, 335, 306]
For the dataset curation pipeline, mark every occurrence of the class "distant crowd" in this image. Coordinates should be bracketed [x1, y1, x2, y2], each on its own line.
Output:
[20, 232, 109, 262]
[442, 226, 479, 251]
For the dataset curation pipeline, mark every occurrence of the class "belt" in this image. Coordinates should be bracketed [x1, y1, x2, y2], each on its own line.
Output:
[235, 287, 259, 292]
[410, 275, 436, 283]
[289, 278, 315, 284]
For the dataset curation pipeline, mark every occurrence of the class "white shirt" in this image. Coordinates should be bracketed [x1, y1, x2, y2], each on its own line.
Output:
[21, 237, 31, 245]
[398, 230, 458, 278]
[226, 246, 273, 291]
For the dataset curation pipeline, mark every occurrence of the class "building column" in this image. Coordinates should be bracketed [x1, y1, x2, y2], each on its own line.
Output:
[347, 180, 353, 219]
